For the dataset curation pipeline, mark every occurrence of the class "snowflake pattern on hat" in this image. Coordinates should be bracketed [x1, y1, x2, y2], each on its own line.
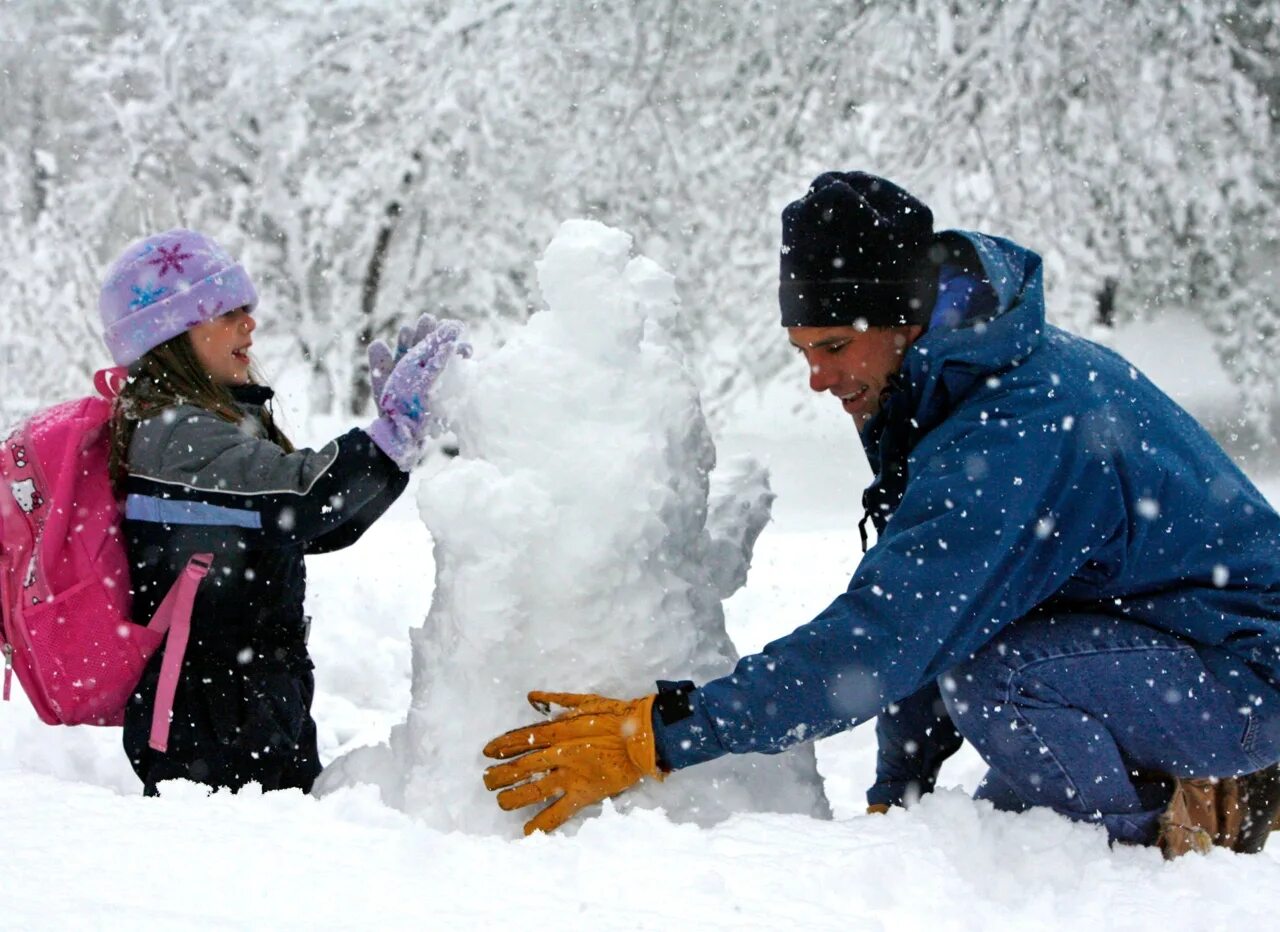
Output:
[193, 299, 226, 320]
[129, 282, 168, 310]
[147, 243, 194, 277]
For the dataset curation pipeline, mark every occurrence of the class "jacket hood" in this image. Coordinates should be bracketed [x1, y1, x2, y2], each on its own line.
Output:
[862, 230, 1047, 465]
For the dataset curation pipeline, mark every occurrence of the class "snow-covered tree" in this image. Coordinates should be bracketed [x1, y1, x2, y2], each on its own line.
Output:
[2, 0, 1275, 436]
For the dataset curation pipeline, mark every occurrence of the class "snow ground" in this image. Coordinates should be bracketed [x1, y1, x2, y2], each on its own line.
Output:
[3, 312, 1279, 929]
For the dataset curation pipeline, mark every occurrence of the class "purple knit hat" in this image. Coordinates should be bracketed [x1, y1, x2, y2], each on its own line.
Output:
[99, 229, 258, 366]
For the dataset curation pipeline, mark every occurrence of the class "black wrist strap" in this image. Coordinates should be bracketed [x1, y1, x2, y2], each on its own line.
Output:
[654, 679, 696, 726]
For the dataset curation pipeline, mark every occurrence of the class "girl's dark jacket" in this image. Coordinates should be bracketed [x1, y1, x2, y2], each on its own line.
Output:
[120, 386, 407, 792]
[654, 230, 1280, 782]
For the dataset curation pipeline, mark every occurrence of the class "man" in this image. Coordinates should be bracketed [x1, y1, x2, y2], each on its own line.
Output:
[482, 172, 1280, 855]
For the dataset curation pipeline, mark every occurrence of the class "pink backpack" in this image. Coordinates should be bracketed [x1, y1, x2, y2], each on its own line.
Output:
[0, 368, 211, 752]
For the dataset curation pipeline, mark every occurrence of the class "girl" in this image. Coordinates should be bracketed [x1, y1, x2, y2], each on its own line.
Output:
[98, 228, 464, 795]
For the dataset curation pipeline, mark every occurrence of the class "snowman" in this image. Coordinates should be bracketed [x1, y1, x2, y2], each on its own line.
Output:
[319, 220, 830, 835]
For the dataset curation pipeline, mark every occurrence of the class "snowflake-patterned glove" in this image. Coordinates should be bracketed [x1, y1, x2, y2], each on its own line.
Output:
[365, 318, 470, 470]
[367, 313, 443, 402]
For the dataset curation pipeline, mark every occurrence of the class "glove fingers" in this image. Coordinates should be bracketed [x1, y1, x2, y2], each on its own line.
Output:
[483, 727, 542, 762]
[372, 319, 469, 452]
[525, 791, 590, 836]
[483, 718, 597, 760]
[367, 341, 393, 402]
[368, 339, 393, 372]
[396, 322, 416, 358]
[483, 747, 556, 789]
[496, 774, 561, 813]
[527, 691, 602, 715]
[426, 320, 464, 351]
[380, 341, 436, 405]
[368, 339, 393, 368]
[396, 323, 459, 376]
[410, 329, 467, 392]
[413, 313, 439, 345]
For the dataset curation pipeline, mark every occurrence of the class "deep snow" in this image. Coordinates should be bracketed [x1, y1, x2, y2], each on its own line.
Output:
[2, 309, 1279, 929]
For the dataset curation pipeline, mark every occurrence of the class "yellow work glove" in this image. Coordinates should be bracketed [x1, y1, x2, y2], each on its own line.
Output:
[481, 691, 664, 836]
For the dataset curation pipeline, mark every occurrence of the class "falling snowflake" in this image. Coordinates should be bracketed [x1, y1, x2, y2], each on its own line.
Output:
[1136, 497, 1161, 520]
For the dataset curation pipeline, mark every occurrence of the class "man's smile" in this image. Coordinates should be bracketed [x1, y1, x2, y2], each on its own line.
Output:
[839, 385, 868, 412]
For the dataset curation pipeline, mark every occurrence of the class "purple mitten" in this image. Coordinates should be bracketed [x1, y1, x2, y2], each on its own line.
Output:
[365, 320, 470, 470]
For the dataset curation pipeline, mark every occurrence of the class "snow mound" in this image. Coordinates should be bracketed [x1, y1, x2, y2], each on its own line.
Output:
[318, 220, 829, 833]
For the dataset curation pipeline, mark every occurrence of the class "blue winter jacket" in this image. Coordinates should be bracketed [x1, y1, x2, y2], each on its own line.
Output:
[654, 230, 1280, 777]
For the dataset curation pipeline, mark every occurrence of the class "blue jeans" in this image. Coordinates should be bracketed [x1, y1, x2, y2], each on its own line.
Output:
[941, 613, 1280, 845]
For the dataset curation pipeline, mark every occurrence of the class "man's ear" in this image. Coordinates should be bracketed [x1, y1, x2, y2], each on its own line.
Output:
[896, 324, 925, 352]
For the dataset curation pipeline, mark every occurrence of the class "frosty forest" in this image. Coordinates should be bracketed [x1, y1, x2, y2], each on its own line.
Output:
[2, 0, 1278, 430]
[4, 1, 1280, 929]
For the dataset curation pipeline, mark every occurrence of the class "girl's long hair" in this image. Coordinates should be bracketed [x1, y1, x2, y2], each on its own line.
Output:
[108, 331, 294, 493]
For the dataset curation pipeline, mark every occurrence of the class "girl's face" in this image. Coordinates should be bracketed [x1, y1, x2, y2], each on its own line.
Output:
[189, 306, 255, 386]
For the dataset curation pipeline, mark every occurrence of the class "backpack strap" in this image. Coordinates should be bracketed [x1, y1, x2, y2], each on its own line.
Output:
[145, 553, 213, 753]
[1, 556, 12, 702]
[93, 367, 129, 400]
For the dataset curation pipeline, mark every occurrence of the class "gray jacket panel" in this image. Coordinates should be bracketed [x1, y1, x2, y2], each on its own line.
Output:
[128, 404, 340, 498]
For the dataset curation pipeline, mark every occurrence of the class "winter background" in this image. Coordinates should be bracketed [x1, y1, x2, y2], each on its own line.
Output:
[3, 1, 1280, 929]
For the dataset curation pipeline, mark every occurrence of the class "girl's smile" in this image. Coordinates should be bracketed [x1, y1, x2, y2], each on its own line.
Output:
[189, 306, 256, 386]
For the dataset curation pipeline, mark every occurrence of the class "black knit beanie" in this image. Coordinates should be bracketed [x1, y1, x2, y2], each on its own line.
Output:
[779, 171, 939, 328]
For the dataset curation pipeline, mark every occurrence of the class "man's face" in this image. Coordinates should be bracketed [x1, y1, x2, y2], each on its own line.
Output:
[787, 324, 924, 430]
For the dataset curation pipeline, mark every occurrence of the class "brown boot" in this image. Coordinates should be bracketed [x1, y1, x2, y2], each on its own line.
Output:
[1238, 762, 1280, 854]
[1157, 764, 1280, 859]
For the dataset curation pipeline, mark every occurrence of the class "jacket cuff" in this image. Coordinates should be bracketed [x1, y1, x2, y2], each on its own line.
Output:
[363, 417, 414, 472]
[650, 681, 728, 771]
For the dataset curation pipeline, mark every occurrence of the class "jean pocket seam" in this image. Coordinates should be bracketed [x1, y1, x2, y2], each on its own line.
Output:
[1241, 711, 1272, 771]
